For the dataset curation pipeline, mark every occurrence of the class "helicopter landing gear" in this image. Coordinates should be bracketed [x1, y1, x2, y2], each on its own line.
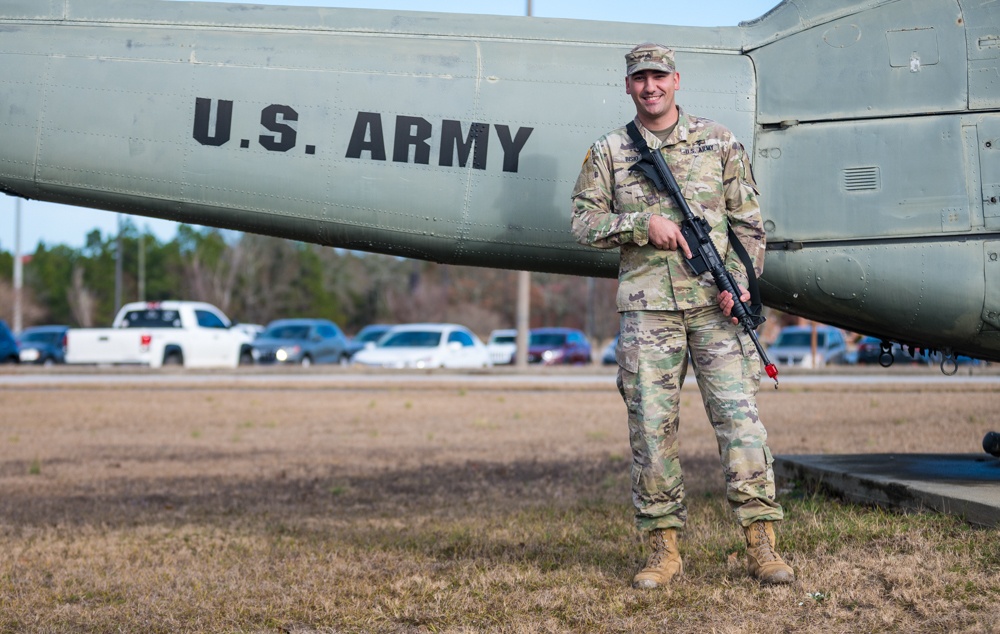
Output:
[983, 431, 1000, 457]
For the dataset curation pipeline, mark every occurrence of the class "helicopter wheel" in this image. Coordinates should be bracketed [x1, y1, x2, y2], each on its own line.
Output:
[983, 431, 1000, 457]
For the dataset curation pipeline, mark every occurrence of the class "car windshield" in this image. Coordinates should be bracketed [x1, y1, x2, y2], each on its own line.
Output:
[775, 332, 827, 347]
[381, 331, 441, 348]
[22, 331, 60, 345]
[263, 325, 311, 340]
[121, 309, 181, 328]
[356, 328, 389, 343]
[530, 333, 567, 346]
[491, 335, 515, 344]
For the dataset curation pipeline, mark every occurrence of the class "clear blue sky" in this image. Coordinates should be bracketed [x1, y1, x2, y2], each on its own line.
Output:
[0, 0, 779, 252]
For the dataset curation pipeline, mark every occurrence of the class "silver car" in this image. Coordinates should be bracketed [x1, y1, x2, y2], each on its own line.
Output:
[767, 325, 848, 368]
[250, 318, 351, 366]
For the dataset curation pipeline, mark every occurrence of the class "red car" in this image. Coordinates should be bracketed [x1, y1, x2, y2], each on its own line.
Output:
[527, 328, 592, 365]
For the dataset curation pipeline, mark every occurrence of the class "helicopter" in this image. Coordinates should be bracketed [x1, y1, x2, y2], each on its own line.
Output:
[0, 0, 997, 370]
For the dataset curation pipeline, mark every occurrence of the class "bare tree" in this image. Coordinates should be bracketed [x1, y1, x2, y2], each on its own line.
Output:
[66, 265, 96, 327]
[0, 278, 45, 328]
[230, 234, 295, 323]
[384, 265, 448, 324]
[180, 237, 245, 314]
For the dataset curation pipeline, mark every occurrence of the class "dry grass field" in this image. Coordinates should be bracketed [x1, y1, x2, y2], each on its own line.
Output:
[1, 368, 998, 633]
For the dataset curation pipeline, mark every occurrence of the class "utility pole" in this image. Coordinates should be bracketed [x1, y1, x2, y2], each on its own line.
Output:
[515, 270, 530, 367]
[13, 198, 22, 334]
[515, 0, 533, 369]
[138, 229, 146, 302]
[114, 214, 123, 313]
[586, 277, 596, 341]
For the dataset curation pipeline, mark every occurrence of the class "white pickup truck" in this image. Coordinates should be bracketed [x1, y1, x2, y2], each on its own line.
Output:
[64, 301, 254, 368]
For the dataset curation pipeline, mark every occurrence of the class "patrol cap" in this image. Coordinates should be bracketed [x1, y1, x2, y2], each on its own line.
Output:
[625, 43, 676, 76]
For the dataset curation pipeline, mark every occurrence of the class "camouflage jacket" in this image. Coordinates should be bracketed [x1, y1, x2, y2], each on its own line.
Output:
[570, 108, 765, 312]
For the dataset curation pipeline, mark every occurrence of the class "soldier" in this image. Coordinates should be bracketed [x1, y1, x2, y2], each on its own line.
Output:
[570, 43, 794, 589]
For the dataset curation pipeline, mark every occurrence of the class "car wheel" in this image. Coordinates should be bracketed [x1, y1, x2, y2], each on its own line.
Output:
[239, 350, 254, 366]
[163, 351, 183, 366]
[339, 354, 350, 367]
[300, 355, 312, 367]
[42, 357, 54, 367]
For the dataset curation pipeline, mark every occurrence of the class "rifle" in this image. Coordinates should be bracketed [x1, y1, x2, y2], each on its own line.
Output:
[625, 122, 779, 388]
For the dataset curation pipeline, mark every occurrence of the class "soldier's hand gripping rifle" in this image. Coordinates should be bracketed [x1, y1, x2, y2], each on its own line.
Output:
[625, 122, 779, 388]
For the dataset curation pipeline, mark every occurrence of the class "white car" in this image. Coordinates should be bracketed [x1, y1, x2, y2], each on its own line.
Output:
[351, 323, 492, 369]
[486, 328, 517, 365]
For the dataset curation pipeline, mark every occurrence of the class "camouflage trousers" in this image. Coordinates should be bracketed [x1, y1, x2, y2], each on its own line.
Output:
[616, 307, 784, 532]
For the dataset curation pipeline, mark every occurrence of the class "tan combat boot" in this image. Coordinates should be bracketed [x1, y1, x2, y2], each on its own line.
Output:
[743, 521, 795, 585]
[632, 528, 683, 589]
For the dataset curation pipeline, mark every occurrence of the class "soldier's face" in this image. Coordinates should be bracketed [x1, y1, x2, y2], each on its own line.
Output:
[626, 70, 680, 128]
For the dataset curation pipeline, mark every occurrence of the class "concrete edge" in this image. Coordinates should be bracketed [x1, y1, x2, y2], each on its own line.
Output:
[774, 454, 1000, 528]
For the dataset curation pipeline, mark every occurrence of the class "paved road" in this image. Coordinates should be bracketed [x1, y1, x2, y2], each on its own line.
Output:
[0, 369, 996, 386]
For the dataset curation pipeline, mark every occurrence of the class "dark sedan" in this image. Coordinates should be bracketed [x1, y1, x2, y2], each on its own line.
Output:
[527, 327, 592, 365]
[17, 325, 69, 365]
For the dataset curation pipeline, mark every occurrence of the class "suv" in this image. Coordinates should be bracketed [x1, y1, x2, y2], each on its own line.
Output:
[767, 325, 847, 367]
[486, 329, 517, 365]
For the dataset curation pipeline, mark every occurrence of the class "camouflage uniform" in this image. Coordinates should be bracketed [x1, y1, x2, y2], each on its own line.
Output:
[571, 111, 784, 532]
